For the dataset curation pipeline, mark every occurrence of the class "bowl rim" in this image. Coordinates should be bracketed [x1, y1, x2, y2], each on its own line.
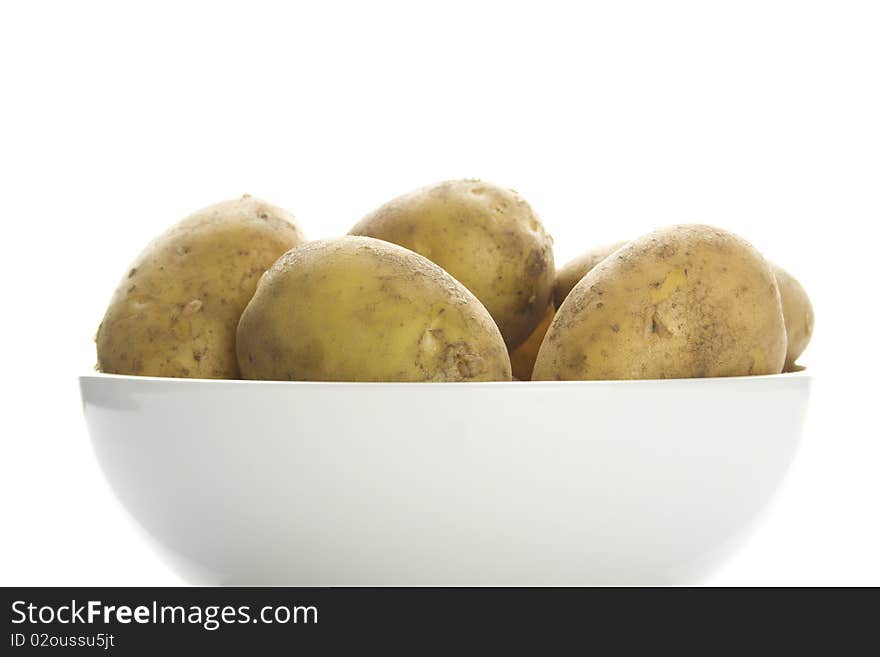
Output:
[79, 368, 810, 388]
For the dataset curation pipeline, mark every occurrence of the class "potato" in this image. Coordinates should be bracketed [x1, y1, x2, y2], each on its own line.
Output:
[554, 241, 627, 308]
[349, 179, 554, 349]
[773, 265, 814, 370]
[236, 236, 511, 382]
[509, 304, 554, 380]
[533, 225, 787, 380]
[96, 195, 305, 378]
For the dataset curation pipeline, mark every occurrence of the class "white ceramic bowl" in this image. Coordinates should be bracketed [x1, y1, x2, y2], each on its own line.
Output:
[80, 371, 810, 585]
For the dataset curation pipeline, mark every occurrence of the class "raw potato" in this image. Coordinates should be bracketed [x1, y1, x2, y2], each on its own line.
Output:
[773, 265, 814, 370]
[533, 225, 787, 380]
[96, 196, 306, 378]
[509, 304, 555, 380]
[236, 236, 512, 382]
[349, 179, 554, 349]
[554, 241, 627, 308]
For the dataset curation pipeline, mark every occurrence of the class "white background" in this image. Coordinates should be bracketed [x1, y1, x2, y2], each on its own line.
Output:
[1, 1, 877, 585]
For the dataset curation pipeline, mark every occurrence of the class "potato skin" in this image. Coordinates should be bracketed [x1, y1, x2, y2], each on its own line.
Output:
[236, 236, 511, 382]
[773, 265, 814, 370]
[554, 241, 627, 308]
[533, 225, 787, 380]
[349, 179, 554, 349]
[96, 196, 305, 378]
[509, 304, 554, 381]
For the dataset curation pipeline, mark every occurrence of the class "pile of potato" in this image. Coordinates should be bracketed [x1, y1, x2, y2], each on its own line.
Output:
[96, 181, 813, 382]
